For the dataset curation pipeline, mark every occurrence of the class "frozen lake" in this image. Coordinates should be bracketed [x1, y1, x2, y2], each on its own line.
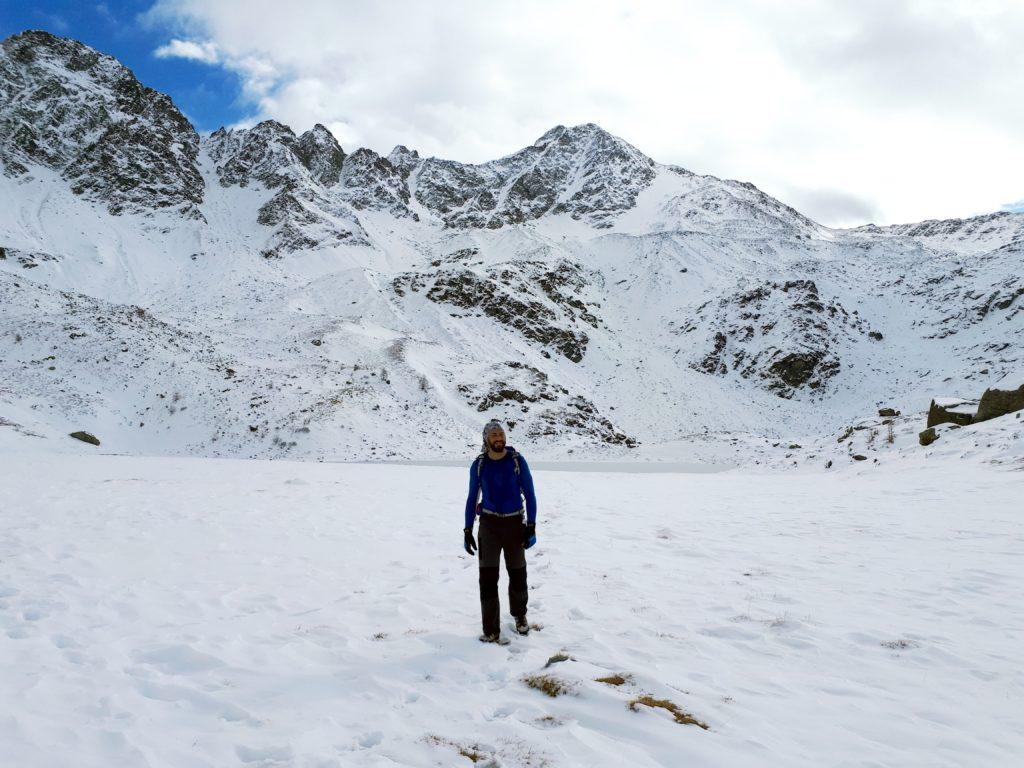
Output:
[1, 452, 1021, 767]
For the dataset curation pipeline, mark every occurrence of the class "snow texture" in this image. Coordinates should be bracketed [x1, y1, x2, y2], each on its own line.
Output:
[0, 447, 1021, 767]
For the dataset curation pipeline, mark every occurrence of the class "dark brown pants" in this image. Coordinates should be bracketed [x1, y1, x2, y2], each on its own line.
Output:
[478, 514, 528, 636]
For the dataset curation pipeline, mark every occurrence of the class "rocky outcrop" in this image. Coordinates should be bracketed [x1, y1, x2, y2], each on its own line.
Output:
[686, 279, 865, 397]
[458, 361, 566, 413]
[294, 124, 345, 186]
[205, 121, 369, 255]
[529, 396, 637, 447]
[927, 398, 976, 428]
[338, 148, 417, 219]
[69, 430, 100, 445]
[974, 384, 1024, 423]
[769, 352, 826, 389]
[392, 258, 601, 362]
[0, 245, 61, 269]
[0, 30, 203, 217]
[386, 145, 420, 179]
[457, 360, 635, 447]
[413, 123, 656, 229]
[254, 186, 369, 257]
[207, 120, 304, 189]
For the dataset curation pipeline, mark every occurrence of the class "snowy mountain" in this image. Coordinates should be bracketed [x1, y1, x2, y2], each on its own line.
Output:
[1, 30, 1022, 462]
[0, 30, 202, 218]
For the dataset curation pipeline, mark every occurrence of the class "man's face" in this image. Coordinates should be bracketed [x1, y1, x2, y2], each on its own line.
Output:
[486, 428, 506, 452]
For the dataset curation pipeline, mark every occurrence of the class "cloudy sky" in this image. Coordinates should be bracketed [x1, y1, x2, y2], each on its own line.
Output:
[4, 1, 1023, 226]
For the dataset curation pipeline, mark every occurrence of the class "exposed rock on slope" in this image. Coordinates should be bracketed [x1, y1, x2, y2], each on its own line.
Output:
[0, 30, 202, 217]
[295, 123, 345, 186]
[683, 280, 870, 397]
[413, 124, 656, 229]
[0, 245, 61, 269]
[205, 121, 370, 256]
[853, 211, 1024, 255]
[458, 361, 567, 413]
[393, 257, 601, 362]
[927, 398, 976, 428]
[339, 148, 417, 219]
[457, 361, 635, 446]
[975, 384, 1024, 423]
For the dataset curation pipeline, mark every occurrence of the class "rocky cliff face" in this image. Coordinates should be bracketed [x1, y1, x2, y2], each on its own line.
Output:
[0, 30, 203, 217]
[411, 123, 657, 229]
[682, 279, 872, 397]
[853, 211, 1024, 254]
[393, 254, 601, 362]
[339, 148, 417, 219]
[205, 121, 371, 255]
[199, 119, 659, 251]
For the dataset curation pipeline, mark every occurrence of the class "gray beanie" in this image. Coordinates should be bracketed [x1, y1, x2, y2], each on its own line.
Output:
[482, 419, 504, 439]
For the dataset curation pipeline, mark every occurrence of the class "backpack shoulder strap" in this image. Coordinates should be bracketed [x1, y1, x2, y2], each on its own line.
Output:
[507, 447, 521, 476]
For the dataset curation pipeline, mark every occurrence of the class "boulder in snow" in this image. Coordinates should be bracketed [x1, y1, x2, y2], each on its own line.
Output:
[974, 384, 1024, 423]
[69, 430, 100, 446]
[927, 398, 975, 428]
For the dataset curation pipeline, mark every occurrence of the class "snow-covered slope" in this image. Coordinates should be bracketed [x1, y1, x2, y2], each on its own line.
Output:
[1, 30, 1022, 462]
[2, 445, 1022, 767]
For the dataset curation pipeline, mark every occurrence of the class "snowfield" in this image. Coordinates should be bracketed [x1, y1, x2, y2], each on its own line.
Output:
[2, 450, 1021, 767]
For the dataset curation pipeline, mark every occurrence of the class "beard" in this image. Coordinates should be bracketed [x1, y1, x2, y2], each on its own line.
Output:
[488, 439, 505, 452]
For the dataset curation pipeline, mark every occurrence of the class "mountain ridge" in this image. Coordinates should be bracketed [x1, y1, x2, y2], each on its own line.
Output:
[0, 30, 1021, 462]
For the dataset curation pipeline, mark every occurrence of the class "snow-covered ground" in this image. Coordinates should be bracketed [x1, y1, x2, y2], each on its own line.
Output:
[2, 449, 1021, 767]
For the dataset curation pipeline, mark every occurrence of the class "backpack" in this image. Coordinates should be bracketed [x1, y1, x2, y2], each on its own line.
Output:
[474, 447, 522, 515]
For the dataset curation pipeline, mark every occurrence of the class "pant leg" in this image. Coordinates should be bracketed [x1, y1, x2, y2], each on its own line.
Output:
[477, 517, 501, 636]
[502, 517, 528, 619]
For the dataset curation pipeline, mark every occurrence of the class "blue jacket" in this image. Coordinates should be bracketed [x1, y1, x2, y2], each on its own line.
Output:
[464, 448, 537, 529]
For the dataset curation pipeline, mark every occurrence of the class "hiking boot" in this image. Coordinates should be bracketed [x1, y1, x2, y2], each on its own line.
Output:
[479, 633, 510, 645]
[514, 616, 530, 635]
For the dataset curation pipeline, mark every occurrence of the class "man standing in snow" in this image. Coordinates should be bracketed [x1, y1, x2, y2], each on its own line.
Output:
[463, 419, 538, 643]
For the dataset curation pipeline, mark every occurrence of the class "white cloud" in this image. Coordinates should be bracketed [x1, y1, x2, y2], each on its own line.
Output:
[146, 0, 1024, 226]
[153, 38, 220, 65]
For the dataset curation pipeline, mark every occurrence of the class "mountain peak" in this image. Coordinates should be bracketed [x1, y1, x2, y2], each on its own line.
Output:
[306, 123, 335, 139]
[0, 30, 202, 217]
[535, 124, 567, 144]
[387, 145, 420, 179]
[535, 122, 617, 147]
[297, 124, 345, 186]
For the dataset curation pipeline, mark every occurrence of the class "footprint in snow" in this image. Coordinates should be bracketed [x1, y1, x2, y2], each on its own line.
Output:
[489, 703, 517, 719]
[357, 731, 383, 748]
[236, 744, 294, 763]
[133, 644, 225, 674]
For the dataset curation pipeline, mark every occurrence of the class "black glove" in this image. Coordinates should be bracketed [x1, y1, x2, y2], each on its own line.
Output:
[523, 523, 536, 550]
[464, 527, 477, 555]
